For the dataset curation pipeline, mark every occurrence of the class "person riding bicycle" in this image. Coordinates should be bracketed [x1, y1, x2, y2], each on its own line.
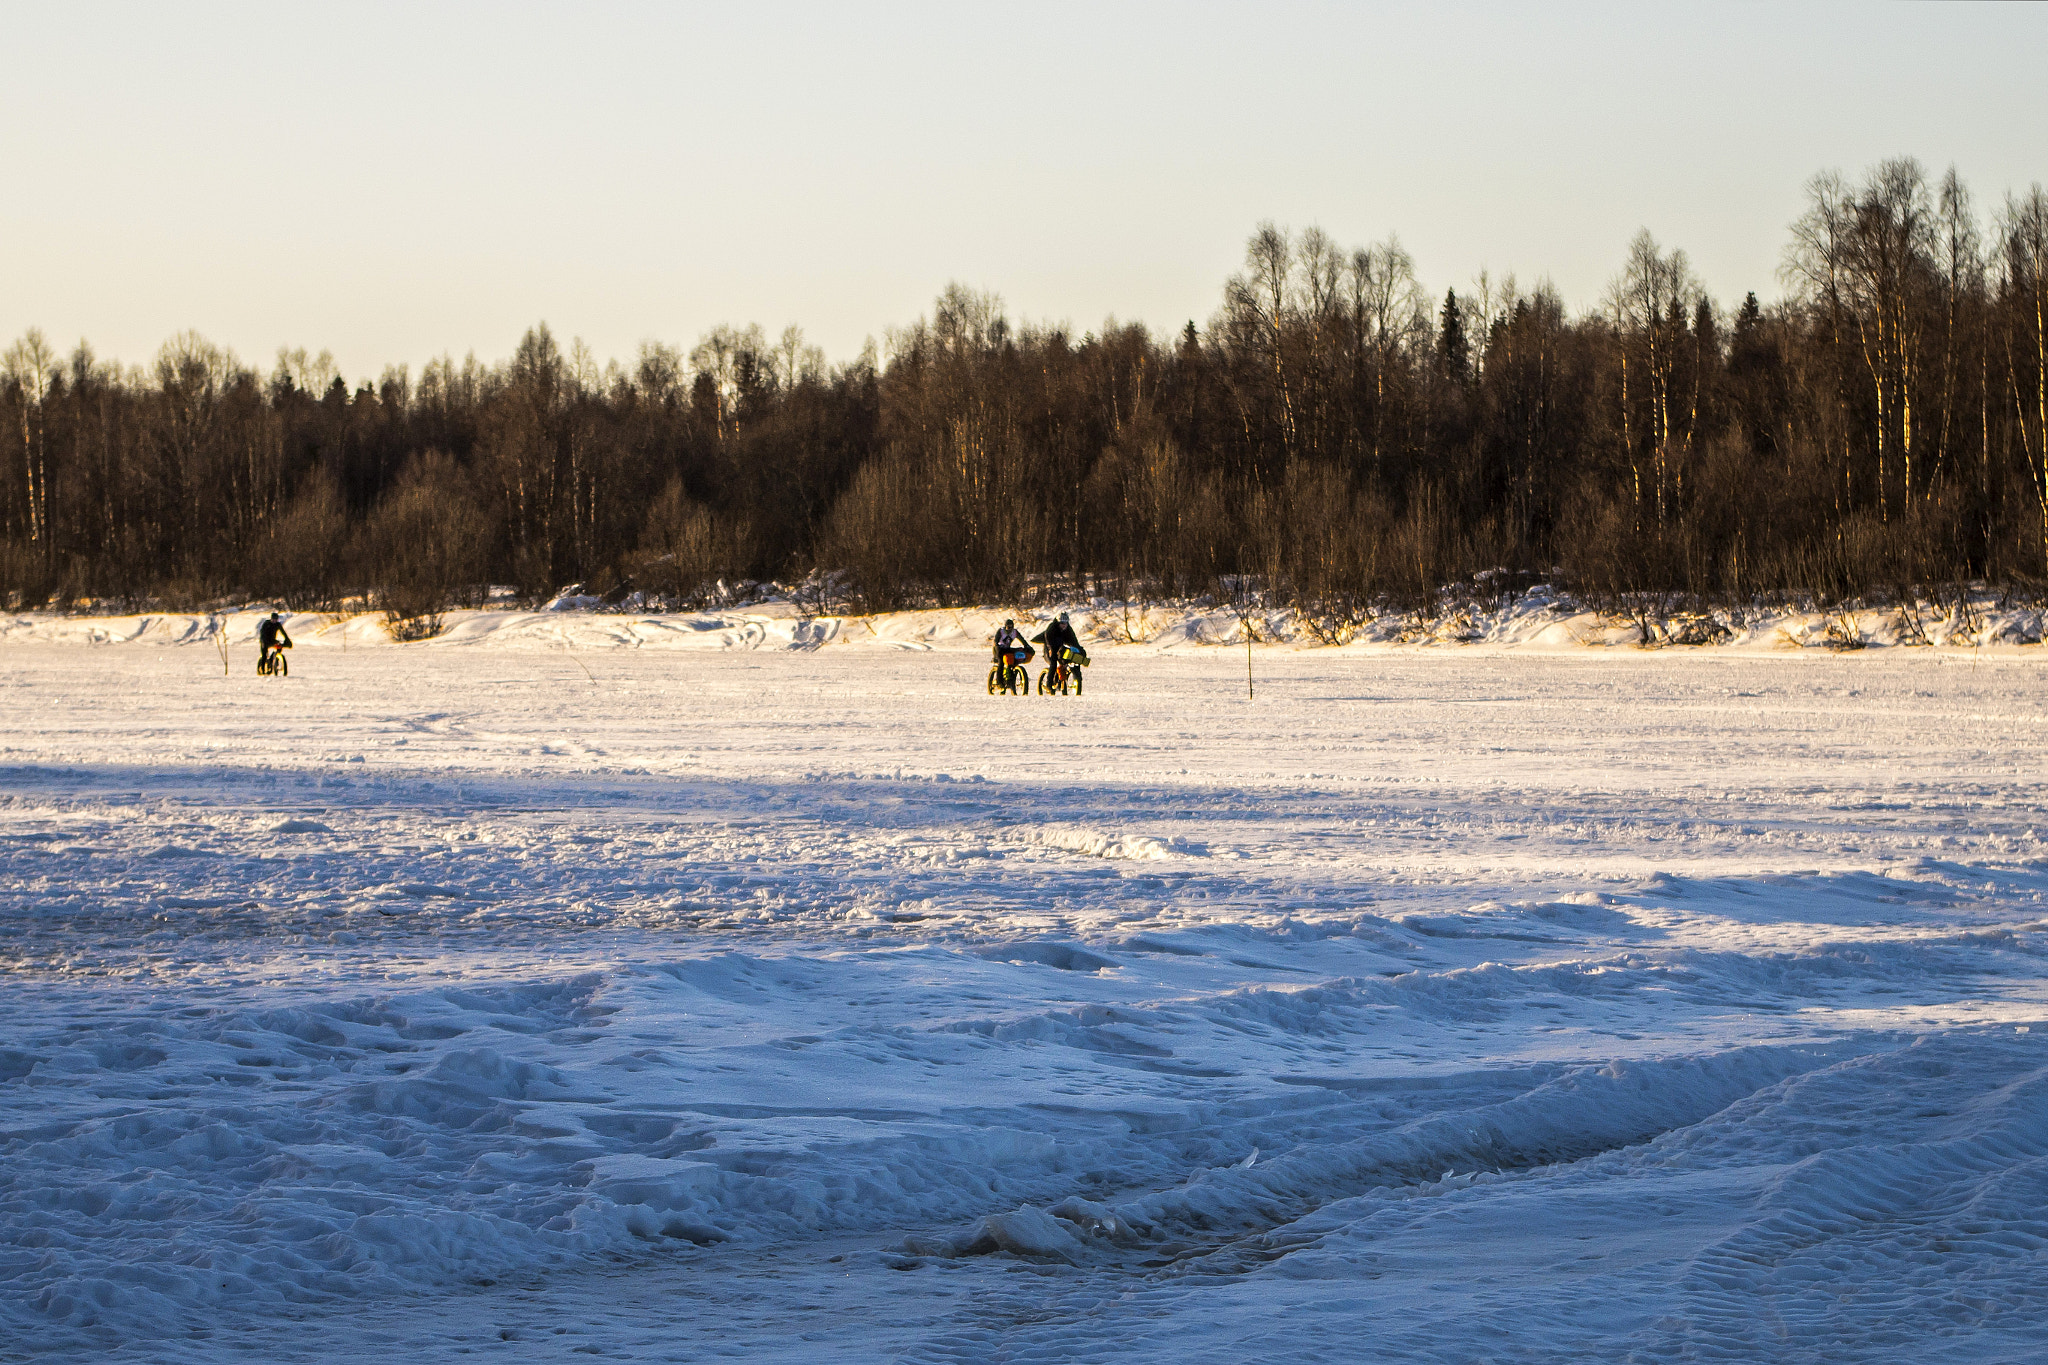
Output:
[993, 618, 1028, 664]
[992, 618, 1032, 683]
[1032, 612, 1083, 668]
[258, 612, 292, 672]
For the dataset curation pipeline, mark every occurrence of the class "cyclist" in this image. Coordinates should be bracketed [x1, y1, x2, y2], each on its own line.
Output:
[258, 612, 292, 673]
[993, 618, 1027, 663]
[1032, 612, 1082, 667]
[991, 618, 1032, 688]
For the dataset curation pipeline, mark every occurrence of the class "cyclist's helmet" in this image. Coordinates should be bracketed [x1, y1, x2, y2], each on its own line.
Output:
[1003, 618, 1013, 627]
[1058, 612, 1070, 623]
[269, 612, 281, 622]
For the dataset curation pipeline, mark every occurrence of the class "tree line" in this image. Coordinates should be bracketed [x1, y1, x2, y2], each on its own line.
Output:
[4, 157, 2046, 628]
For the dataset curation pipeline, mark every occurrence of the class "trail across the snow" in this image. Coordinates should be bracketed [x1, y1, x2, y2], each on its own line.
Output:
[5, 618, 2048, 1362]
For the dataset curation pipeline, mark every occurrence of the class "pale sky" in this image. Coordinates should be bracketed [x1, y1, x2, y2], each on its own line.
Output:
[3, 1, 2043, 382]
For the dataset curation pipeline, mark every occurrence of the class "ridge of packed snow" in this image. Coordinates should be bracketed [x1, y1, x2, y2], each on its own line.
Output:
[4, 588, 2043, 656]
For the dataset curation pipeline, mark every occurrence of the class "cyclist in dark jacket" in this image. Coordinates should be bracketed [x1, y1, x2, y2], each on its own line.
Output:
[1033, 612, 1080, 663]
[258, 613, 292, 671]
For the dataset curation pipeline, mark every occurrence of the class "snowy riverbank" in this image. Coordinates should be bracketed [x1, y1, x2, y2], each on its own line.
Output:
[5, 585, 2045, 659]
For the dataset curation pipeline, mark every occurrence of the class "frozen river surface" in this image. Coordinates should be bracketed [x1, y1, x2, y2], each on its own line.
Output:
[6, 624, 2048, 1362]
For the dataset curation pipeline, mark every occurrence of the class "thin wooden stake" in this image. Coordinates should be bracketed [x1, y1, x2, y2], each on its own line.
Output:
[1243, 612, 1255, 701]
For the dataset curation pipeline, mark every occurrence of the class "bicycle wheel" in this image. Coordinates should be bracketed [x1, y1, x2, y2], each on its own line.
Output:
[1037, 668, 1051, 695]
[1072, 667, 1083, 696]
[988, 665, 1001, 695]
[277, 653, 288, 677]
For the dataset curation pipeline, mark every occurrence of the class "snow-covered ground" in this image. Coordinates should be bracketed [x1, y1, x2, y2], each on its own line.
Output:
[6, 607, 2048, 1362]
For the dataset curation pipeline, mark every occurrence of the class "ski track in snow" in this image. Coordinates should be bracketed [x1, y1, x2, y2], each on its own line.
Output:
[5, 613, 2048, 1361]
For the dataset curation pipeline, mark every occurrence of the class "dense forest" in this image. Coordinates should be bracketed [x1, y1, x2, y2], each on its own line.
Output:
[4, 158, 2046, 630]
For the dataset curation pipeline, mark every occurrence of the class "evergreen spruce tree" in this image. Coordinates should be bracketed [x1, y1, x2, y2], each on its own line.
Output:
[1729, 292, 1767, 377]
[1732, 292, 1763, 345]
[1439, 288, 1469, 382]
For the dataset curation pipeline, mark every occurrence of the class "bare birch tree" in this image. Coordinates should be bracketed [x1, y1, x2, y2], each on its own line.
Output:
[2, 329, 58, 572]
[2001, 187, 2048, 564]
[1608, 231, 1702, 525]
[1348, 236, 1425, 479]
[1787, 159, 1937, 518]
